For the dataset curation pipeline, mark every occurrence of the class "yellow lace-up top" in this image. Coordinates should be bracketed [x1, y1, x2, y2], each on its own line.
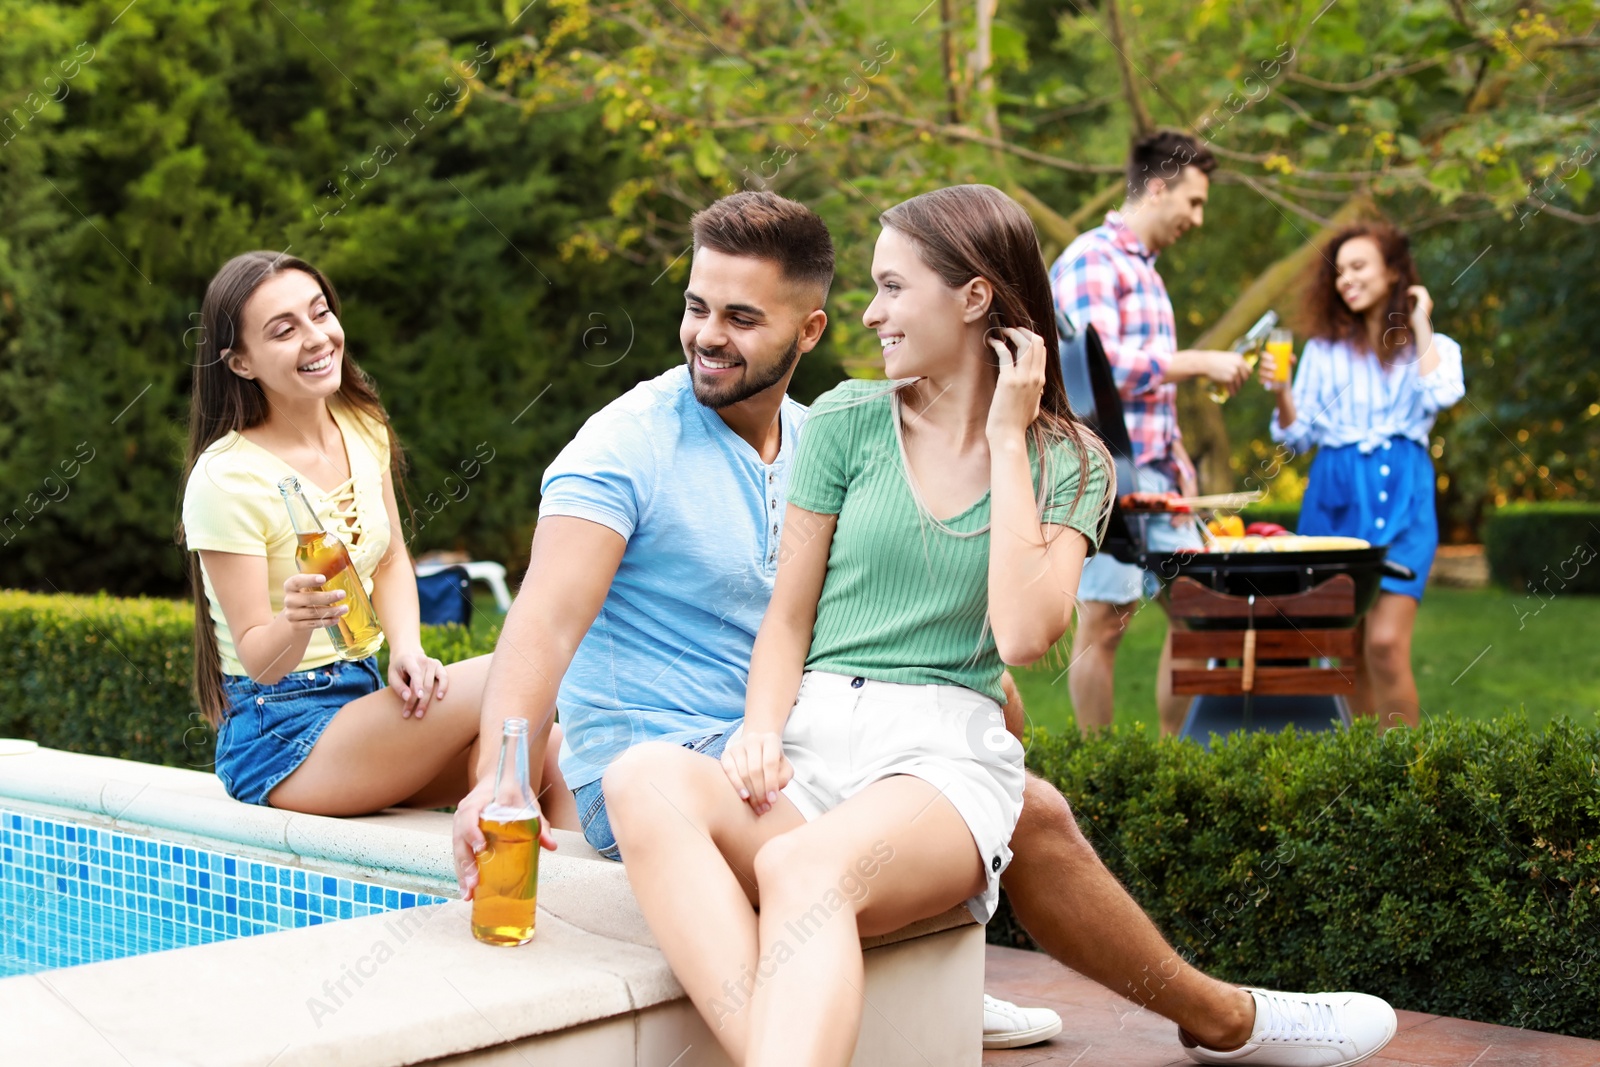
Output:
[182, 399, 394, 677]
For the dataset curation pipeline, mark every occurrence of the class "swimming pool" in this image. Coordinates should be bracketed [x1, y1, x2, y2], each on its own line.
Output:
[0, 806, 447, 977]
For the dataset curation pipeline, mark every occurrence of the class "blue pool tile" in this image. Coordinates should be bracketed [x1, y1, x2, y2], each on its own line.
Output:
[0, 806, 439, 980]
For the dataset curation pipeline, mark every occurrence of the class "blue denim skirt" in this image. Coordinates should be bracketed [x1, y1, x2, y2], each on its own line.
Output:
[215, 657, 383, 806]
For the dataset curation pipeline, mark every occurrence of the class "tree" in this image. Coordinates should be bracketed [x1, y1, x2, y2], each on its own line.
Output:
[483, 0, 1600, 494]
[2, 0, 852, 594]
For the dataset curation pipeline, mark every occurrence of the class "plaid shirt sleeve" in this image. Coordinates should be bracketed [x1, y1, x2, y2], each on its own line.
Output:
[1052, 245, 1170, 401]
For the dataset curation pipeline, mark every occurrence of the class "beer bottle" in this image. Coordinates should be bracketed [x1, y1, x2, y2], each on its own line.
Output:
[278, 476, 385, 659]
[472, 718, 541, 945]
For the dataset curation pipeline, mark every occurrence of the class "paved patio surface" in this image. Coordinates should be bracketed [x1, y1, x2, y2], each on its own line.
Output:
[983, 946, 1600, 1067]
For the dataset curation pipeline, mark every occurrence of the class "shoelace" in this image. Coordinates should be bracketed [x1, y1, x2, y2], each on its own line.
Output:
[1254, 991, 1343, 1044]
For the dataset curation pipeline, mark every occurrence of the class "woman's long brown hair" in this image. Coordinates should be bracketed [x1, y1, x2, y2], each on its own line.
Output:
[879, 185, 1114, 541]
[177, 251, 407, 726]
[1302, 222, 1422, 361]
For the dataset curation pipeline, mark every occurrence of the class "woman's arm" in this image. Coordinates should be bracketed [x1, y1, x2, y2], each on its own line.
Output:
[722, 503, 835, 813]
[985, 327, 1094, 665]
[199, 552, 342, 686]
[368, 466, 445, 716]
[987, 446, 1093, 664]
[1408, 285, 1439, 378]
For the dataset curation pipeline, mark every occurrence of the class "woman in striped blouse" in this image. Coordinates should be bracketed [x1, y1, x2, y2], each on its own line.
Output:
[1262, 223, 1465, 730]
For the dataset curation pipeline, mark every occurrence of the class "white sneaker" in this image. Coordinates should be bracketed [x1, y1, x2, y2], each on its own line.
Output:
[1182, 988, 1398, 1065]
[982, 993, 1063, 1050]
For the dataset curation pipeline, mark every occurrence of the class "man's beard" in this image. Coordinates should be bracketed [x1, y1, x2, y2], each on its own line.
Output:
[688, 336, 802, 410]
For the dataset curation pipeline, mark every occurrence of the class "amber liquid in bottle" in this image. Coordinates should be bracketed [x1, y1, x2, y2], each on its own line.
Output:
[279, 476, 384, 660]
[472, 717, 541, 946]
[471, 804, 541, 946]
[293, 531, 384, 659]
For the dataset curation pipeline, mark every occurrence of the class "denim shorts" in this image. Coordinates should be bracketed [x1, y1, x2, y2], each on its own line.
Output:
[1077, 466, 1203, 603]
[573, 730, 730, 861]
[215, 657, 383, 806]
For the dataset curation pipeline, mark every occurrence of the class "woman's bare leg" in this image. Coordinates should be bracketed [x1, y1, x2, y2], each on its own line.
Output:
[604, 742, 803, 1064]
[269, 655, 491, 815]
[1361, 593, 1420, 730]
[745, 775, 985, 1067]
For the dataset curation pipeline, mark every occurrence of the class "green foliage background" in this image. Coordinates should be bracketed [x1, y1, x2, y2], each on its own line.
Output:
[1, 0, 1596, 594]
[0, 0, 844, 595]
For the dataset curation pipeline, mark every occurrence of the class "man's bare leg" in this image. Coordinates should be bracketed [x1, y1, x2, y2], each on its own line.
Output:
[1068, 600, 1135, 734]
[1155, 621, 1207, 737]
[1000, 774, 1255, 1050]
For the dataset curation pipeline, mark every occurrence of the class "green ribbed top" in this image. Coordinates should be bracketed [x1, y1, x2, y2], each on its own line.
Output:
[789, 381, 1109, 701]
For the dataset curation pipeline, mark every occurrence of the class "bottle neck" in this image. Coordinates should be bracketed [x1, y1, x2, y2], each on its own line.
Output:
[491, 723, 536, 813]
[279, 478, 326, 536]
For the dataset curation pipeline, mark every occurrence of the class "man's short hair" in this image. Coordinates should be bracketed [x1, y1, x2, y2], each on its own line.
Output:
[1126, 130, 1216, 200]
[690, 192, 835, 302]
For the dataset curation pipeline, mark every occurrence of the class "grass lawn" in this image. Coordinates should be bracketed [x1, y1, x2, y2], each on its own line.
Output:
[1011, 586, 1600, 737]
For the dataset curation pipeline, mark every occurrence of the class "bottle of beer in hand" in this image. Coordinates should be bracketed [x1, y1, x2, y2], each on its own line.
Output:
[279, 476, 384, 659]
[472, 718, 541, 946]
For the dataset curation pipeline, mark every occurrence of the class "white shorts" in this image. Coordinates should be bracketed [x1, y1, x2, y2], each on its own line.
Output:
[739, 670, 1025, 923]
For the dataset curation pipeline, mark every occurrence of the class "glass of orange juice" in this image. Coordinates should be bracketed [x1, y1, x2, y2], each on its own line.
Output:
[1264, 328, 1294, 389]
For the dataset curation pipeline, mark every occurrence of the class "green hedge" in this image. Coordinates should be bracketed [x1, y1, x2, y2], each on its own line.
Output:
[992, 719, 1600, 1039]
[0, 590, 497, 769]
[1483, 502, 1600, 596]
[4, 591, 1598, 1037]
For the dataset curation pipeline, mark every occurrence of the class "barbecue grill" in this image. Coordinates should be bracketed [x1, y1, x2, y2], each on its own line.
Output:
[1057, 311, 1414, 742]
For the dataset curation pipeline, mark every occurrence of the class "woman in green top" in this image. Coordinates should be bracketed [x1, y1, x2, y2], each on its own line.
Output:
[605, 185, 1112, 1067]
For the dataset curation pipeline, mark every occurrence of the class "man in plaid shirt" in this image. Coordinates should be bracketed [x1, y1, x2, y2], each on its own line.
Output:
[1051, 131, 1250, 736]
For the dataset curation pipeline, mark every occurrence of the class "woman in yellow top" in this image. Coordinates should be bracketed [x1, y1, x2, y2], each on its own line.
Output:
[180, 251, 565, 816]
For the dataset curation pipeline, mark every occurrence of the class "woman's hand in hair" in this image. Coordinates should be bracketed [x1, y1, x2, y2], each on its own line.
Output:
[1407, 285, 1433, 329]
[1407, 284, 1439, 376]
[281, 572, 349, 630]
[985, 326, 1046, 443]
[388, 648, 448, 718]
[721, 730, 793, 816]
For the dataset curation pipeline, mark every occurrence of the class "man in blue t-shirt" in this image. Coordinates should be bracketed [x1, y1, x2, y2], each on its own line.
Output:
[449, 192, 1395, 1064]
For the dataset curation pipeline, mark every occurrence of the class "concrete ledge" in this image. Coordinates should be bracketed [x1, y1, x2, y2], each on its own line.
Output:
[0, 747, 981, 1065]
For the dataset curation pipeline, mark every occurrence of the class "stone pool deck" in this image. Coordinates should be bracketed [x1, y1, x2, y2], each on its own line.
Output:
[982, 945, 1600, 1067]
[0, 745, 981, 1065]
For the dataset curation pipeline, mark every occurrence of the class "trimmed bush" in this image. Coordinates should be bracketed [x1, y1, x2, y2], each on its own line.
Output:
[1483, 502, 1600, 595]
[4, 591, 1598, 1037]
[0, 590, 497, 769]
[992, 720, 1600, 1039]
